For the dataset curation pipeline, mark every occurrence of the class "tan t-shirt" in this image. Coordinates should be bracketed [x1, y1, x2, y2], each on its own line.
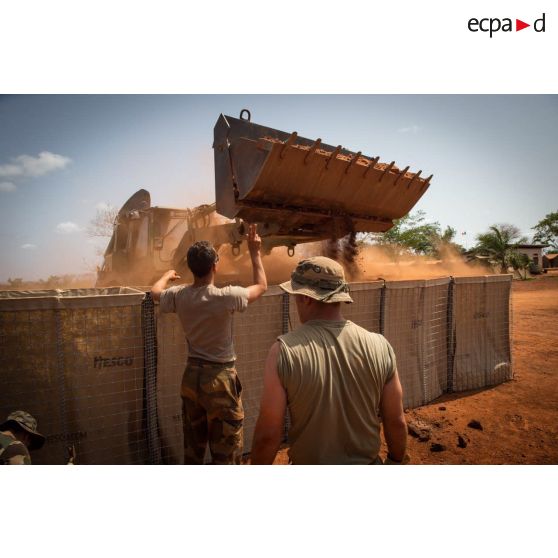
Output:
[277, 319, 397, 465]
[159, 284, 249, 363]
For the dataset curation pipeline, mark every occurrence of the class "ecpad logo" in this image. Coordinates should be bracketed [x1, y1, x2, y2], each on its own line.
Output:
[468, 13, 546, 37]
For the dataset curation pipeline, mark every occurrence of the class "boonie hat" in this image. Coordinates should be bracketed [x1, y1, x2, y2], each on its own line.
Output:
[279, 256, 353, 303]
[0, 410, 46, 451]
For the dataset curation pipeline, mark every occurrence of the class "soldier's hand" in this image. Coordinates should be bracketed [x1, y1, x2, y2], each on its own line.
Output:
[383, 453, 410, 465]
[247, 224, 262, 257]
[166, 270, 181, 282]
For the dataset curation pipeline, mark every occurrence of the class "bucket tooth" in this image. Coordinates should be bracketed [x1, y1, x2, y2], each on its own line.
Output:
[280, 132, 298, 159]
[394, 166, 410, 185]
[326, 145, 342, 169]
[345, 151, 362, 174]
[304, 138, 322, 164]
[379, 161, 396, 182]
[363, 156, 380, 177]
[419, 174, 433, 193]
[407, 170, 422, 189]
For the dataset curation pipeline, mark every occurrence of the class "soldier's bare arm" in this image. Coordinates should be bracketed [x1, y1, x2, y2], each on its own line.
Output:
[246, 223, 268, 304]
[150, 270, 181, 302]
[2, 440, 31, 465]
[379, 370, 408, 463]
[251, 342, 286, 464]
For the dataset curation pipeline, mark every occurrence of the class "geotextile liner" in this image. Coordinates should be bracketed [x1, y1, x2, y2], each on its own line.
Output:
[383, 278, 451, 409]
[0, 288, 148, 465]
[0, 276, 512, 463]
[451, 275, 513, 391]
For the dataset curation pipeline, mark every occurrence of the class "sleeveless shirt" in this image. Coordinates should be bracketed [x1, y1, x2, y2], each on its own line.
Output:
[277, 319, 396, 464]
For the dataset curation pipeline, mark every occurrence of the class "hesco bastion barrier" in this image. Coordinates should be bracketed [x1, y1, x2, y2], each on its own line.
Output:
[0, 288, 148, 465]
[0, 275, 513, 464]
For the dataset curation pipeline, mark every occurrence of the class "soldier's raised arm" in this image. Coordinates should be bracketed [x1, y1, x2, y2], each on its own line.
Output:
[245, 224, 267, 304]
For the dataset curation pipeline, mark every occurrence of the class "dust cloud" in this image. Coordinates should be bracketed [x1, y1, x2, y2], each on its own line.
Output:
[215, 240, 488, 287]
[215, 242, 320, 286]
[351, 244, 489, 282]
[19, 205, 486, 290]
[6, 241, 487, 291]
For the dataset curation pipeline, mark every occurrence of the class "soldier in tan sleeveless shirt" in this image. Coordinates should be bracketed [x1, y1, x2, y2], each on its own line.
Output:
[251, 256, 408, 465]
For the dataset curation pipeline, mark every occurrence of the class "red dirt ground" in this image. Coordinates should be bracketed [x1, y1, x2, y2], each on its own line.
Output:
[269, 273, 558, 465]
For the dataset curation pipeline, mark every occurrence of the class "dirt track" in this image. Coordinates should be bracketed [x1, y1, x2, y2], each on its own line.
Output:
[271, 273, 558, 465]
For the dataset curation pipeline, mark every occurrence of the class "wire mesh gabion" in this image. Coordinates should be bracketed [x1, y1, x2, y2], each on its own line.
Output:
[0, 288, 147, 465]
[0, 276, 513, 464]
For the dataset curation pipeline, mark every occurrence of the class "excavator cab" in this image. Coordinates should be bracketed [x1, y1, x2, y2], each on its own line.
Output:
[96, 191, 241, 287]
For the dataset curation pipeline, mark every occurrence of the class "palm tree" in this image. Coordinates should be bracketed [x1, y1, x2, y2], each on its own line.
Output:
[474, 224, 527, 273]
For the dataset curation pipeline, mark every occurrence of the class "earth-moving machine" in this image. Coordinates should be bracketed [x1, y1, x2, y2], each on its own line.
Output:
[96, 110, 432, 287]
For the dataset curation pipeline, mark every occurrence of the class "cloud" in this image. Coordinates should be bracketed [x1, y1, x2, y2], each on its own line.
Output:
[56, 221, 82, 234]
[397, 125, 421, 134]
[0, 181, 17, 192]
[95, 202, 111, 211]
[21, 243, 37, 250]
[0, 151, 72, 179]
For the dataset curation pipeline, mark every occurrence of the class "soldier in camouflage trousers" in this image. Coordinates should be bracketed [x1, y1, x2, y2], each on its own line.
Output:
[0, 410, 45, 465]
[181, 359, 244, 464]
[151, 224, 267, 464]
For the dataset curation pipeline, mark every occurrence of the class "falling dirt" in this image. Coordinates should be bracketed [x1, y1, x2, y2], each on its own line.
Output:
[324, 238, 341, 263]
[215, 238, 487, 288]
[208, 204, 488, 286]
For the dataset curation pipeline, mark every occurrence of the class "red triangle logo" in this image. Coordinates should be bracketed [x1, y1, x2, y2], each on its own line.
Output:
[516, 19, 530, 31]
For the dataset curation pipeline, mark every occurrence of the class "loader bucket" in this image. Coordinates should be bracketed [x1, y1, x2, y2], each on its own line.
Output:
[213, 111, 432, 244]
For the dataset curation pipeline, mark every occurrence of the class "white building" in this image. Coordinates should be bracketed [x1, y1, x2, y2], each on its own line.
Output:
[515, 244, 547, 269]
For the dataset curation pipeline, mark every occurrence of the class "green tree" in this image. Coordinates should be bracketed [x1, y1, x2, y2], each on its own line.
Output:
[364, 211, 463, 256]
[440, 226, 457, 243]
[532, 211, 558, 250]
[474, 224, 527, 273]
[381, 211, 440, 254]
[508, 251, 530, 280]
[432, 225, 467, 257]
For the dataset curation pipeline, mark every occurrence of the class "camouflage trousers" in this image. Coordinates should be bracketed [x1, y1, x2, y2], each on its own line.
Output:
[181, 359, 244, 465]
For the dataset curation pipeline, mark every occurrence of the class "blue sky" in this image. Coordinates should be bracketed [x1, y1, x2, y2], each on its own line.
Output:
[0, 94, 556, 281]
